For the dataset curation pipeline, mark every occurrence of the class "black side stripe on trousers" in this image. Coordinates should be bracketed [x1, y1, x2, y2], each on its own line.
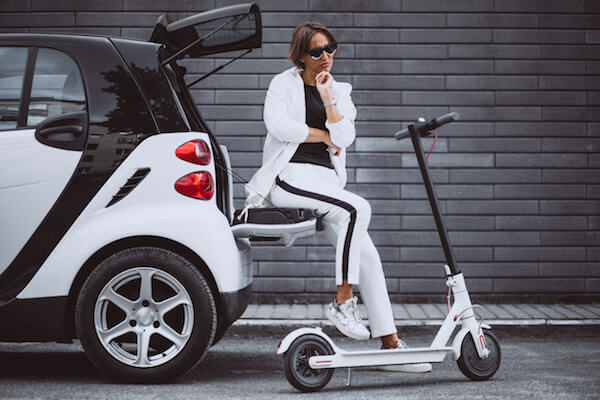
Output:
[275, 177, 356, 282]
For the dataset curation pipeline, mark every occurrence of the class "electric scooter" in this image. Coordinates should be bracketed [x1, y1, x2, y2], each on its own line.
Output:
[277, 112, 501, 392]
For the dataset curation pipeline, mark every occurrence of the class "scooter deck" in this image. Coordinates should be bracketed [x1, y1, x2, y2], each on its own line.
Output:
[308, 346, 453, 369]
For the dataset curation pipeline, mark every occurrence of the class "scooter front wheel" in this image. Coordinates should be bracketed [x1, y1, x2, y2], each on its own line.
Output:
[457, 329, 501, 381]
[283, 334, 334, 392]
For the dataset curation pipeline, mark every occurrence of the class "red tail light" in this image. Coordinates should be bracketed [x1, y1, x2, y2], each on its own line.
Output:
[175, 140, 211, 165]
[174, 171, 214, 200]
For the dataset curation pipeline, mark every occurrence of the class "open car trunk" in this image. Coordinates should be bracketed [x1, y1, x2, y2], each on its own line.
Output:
[150, 3, 262, 61]
[151, 3, 319, 246]
[218, 145, 321, 246]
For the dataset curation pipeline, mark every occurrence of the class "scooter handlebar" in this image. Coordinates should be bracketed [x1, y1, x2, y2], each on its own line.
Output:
[434, 112, 459, 127]
[394, 112, 459, 140]
[394, 128, 410, 140]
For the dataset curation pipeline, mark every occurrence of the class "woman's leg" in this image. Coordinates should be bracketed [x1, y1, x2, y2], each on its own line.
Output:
[271, 164, 400, 343]
[356, 233, 398, 347]
[336, 279, 353, 304]
[272, 172, 371, 286]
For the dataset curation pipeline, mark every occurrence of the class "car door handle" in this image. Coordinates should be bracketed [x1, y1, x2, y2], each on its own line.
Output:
[34, 111, 88, 151]
[37, 125, 83, 138]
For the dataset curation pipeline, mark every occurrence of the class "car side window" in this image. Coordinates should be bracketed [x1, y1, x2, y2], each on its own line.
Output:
[27, 48, 86, 127]
[0, 47, 28, 130]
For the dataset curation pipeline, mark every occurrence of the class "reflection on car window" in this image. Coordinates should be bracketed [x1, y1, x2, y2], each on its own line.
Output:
[0, 47, 27, 130]
[27, 48, 86, 127]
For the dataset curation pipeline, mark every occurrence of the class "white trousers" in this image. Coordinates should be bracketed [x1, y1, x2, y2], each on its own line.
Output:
[270, 163, 397, 338]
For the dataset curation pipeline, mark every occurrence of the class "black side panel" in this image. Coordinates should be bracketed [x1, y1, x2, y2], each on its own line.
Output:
[0, 297, 68, 342]
[0, 34, 160, 305]
[110, 38, 188, 133]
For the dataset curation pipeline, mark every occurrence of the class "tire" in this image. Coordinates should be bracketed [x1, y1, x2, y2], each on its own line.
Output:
[211, 322, 230, 346]
[457, 329, 501, 381]
[283, 334, 334, 392]
[75, 247, 216, 383]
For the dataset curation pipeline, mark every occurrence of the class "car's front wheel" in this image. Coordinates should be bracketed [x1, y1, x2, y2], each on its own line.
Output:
[75, 247, 216, 382]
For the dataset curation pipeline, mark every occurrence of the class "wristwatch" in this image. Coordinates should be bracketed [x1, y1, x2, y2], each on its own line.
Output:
[323, 98, 337, 108]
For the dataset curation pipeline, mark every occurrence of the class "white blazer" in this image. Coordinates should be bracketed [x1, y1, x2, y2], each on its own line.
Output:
[245, 66, 357, 206]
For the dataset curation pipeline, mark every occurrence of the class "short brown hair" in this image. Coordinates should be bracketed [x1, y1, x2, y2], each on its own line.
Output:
[288, 22, 337, 69]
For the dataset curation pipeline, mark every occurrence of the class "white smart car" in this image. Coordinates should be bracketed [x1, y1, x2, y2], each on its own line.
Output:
[0, 3, 317, 382]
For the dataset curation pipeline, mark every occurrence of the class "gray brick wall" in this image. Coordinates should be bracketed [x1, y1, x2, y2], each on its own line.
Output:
[3, 0, 599, 302]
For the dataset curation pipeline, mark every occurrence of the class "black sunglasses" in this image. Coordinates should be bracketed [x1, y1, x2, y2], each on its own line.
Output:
[306, 42, 338, 60]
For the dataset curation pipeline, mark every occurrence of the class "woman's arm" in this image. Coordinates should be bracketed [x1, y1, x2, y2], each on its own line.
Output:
[316, 72, 356, 149]
[263, 74, 310, 143]
[264, 73, 341, 154]
[307, 127, 341, 155]
[316, 72, 342, 125]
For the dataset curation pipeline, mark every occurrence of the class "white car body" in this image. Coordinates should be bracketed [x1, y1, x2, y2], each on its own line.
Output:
[17, 131, 252, 300]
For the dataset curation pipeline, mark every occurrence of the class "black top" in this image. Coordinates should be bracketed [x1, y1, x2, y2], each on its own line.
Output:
[289, 84, 334, 169]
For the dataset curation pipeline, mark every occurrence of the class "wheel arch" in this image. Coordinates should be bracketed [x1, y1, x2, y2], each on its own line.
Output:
[63, 235, 222, 339]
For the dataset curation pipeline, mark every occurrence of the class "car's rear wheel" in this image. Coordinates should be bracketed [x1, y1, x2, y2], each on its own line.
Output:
[76, 247, 216, 382]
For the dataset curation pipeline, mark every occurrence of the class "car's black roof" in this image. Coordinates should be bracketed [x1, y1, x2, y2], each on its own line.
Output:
[0, 32, 161, 52]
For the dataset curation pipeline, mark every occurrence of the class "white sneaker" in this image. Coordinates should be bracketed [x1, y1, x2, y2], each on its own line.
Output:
[326, 296, 370, 340]
[375, 340, 432, 373]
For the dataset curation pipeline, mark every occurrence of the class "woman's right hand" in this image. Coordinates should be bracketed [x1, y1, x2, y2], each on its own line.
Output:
[307, 127, 341, 156]
[324, 134, 341, 156]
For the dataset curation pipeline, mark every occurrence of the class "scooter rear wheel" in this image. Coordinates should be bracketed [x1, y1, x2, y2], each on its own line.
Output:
[457, 329, 501, 381]
[283, 334, 334, 392]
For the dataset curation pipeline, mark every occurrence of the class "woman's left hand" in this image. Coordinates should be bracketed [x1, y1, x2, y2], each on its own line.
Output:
[316, 71, 333, 100]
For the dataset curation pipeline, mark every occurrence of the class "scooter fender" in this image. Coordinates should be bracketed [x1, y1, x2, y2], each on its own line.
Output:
[277, 327, 336, 355]
[451, 323, 491, 361]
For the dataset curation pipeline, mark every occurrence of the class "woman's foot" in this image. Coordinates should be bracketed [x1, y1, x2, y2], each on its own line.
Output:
[381, 333, 399, 349]
[326, 296, 370, 340]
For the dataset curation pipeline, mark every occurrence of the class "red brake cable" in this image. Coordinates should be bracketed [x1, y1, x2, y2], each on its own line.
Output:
[426, 132, 438, 161]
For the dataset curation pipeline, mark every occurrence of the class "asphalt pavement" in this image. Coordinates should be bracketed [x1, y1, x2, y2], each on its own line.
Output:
[0, 318, 599, 399]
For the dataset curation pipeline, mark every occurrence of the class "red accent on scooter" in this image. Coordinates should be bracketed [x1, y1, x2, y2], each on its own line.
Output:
[446, 284, 450, 313]
[426, 132, 438, 161]
[480, 335, 487, 350]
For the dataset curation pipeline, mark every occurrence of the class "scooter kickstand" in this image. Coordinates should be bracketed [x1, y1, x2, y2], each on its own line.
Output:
[346, 367, 352, 387]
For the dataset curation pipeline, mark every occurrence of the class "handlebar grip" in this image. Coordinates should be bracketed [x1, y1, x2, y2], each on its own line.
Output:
[394, 128, 410, 140]
[434, 112, 459, 127]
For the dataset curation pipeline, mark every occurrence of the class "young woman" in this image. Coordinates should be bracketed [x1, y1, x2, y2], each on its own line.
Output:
[246, 22, 430, 372]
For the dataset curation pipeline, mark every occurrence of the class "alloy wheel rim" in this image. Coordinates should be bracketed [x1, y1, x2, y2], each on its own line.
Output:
[93, 267, 194, 368]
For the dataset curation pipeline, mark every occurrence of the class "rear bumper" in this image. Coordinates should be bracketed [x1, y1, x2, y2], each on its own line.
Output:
[219, 283, 252, 327]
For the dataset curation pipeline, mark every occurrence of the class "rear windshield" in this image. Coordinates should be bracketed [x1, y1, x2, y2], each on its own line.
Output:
[193, 12, 257, 50]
